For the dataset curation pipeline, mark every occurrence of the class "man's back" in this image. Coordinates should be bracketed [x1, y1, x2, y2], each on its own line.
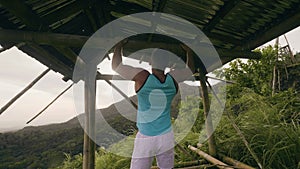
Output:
[136, 73, 177, 136]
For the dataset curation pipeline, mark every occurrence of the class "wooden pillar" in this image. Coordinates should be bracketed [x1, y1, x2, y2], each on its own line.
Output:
[83, 69, 96, 169]
[198, 70, 217, 156]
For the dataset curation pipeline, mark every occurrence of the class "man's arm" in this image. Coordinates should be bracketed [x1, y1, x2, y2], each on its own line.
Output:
[169, 45, 195, 82]
[112, 42, 146, 81]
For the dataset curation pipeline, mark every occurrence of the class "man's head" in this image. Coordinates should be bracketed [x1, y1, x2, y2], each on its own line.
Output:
[150, 49, 173, 71]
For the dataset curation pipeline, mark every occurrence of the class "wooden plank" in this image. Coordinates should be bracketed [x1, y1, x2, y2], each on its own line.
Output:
[203, 0, 241, 32]
[0, 29, 88, 47]
[42, 0, 87, 25]
[242, 3, 300, 50]
[84, 9, 99, 32]
[157, 0, 168, 12]
[111, 0, 151, 12]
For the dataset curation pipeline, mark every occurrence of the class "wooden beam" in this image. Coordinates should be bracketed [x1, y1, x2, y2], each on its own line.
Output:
[0, 28, 261, 60]
[203, 0, 241, 32]
[43, 0, 87, 25]
[54, 47, 78, 63]
[111, 0, 151, 13]
[92, 1, 106, 27]
[157, 0, 168, 12]
[85, 9, 99, 32]
[0, 29, 88, 47]
[207, 32, 242, 46]
[22, 44, 73, 78]
[242, 3, 300, 50]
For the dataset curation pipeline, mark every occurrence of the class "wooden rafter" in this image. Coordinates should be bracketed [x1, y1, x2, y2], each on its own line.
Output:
[0, 28, 261, 61]
[203, 0, 241, 33]
[157, 0, 168, 12]
[42, 0, 87, 25]
[241, 2, 300, 50]
[24, 44, 73, 77]
[84, 8, 99, 32]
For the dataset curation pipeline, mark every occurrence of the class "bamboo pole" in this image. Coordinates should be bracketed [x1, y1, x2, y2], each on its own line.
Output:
[205, 80, 263, 169]
[198, 70, 217, 156]
[0, 68, 50, 115]
[188, 145, 233, 169]
[176, 142, 195, 159]
[272, 38, 279, 96]
[88, 78, 96, 169]
[104, 79, 137, 109]
[206, 75, 236, 84]
[175, 165, 206, 169]
[218, 153, 256, 169]
[174, 160, 206, 168]
[26, 83, 74, 124]
[283, 34, 296, 63]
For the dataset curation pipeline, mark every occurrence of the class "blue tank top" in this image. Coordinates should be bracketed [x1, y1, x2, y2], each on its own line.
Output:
[136, 73, 177, 136]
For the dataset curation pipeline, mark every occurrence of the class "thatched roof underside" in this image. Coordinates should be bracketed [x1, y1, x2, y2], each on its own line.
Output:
[0, 0, 300, 80]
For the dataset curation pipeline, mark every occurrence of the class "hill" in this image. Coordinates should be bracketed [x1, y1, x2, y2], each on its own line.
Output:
[0, 83, 200, 169]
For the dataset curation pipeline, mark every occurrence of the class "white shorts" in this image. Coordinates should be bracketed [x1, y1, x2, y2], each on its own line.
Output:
[130, 131, 174, 169]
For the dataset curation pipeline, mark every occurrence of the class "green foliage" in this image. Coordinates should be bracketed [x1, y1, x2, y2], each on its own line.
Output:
[95, 148, 131, 169]
[56, 153, 82, 169]
[216, 45, 279, 96]
[0, 125, 83, 169]
[215, 87, 299, 169]
[173, 96, 204, 134]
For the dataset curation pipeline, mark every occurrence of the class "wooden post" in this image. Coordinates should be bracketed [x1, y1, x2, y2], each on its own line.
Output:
[88, 77, 96, 169]
[83, 68, 96, 169]
[198, 70, 217, 156]
[283, 34, 296, 63]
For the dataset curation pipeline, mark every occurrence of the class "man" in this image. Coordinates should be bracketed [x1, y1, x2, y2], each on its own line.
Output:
[112, 40, 194, 169]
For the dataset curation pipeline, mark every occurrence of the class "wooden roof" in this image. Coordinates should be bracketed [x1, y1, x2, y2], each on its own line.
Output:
[0, 0, 300, 80]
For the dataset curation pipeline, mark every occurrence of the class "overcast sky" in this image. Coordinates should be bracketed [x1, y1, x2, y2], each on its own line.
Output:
[0, 27, 299, 132]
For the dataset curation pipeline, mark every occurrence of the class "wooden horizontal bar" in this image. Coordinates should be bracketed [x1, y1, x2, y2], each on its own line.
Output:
[0, 29, 260, 60]
[0, 29, 88, 47]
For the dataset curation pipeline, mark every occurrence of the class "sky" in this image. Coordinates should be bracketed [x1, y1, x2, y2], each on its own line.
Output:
[0, 26, 299, 132]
